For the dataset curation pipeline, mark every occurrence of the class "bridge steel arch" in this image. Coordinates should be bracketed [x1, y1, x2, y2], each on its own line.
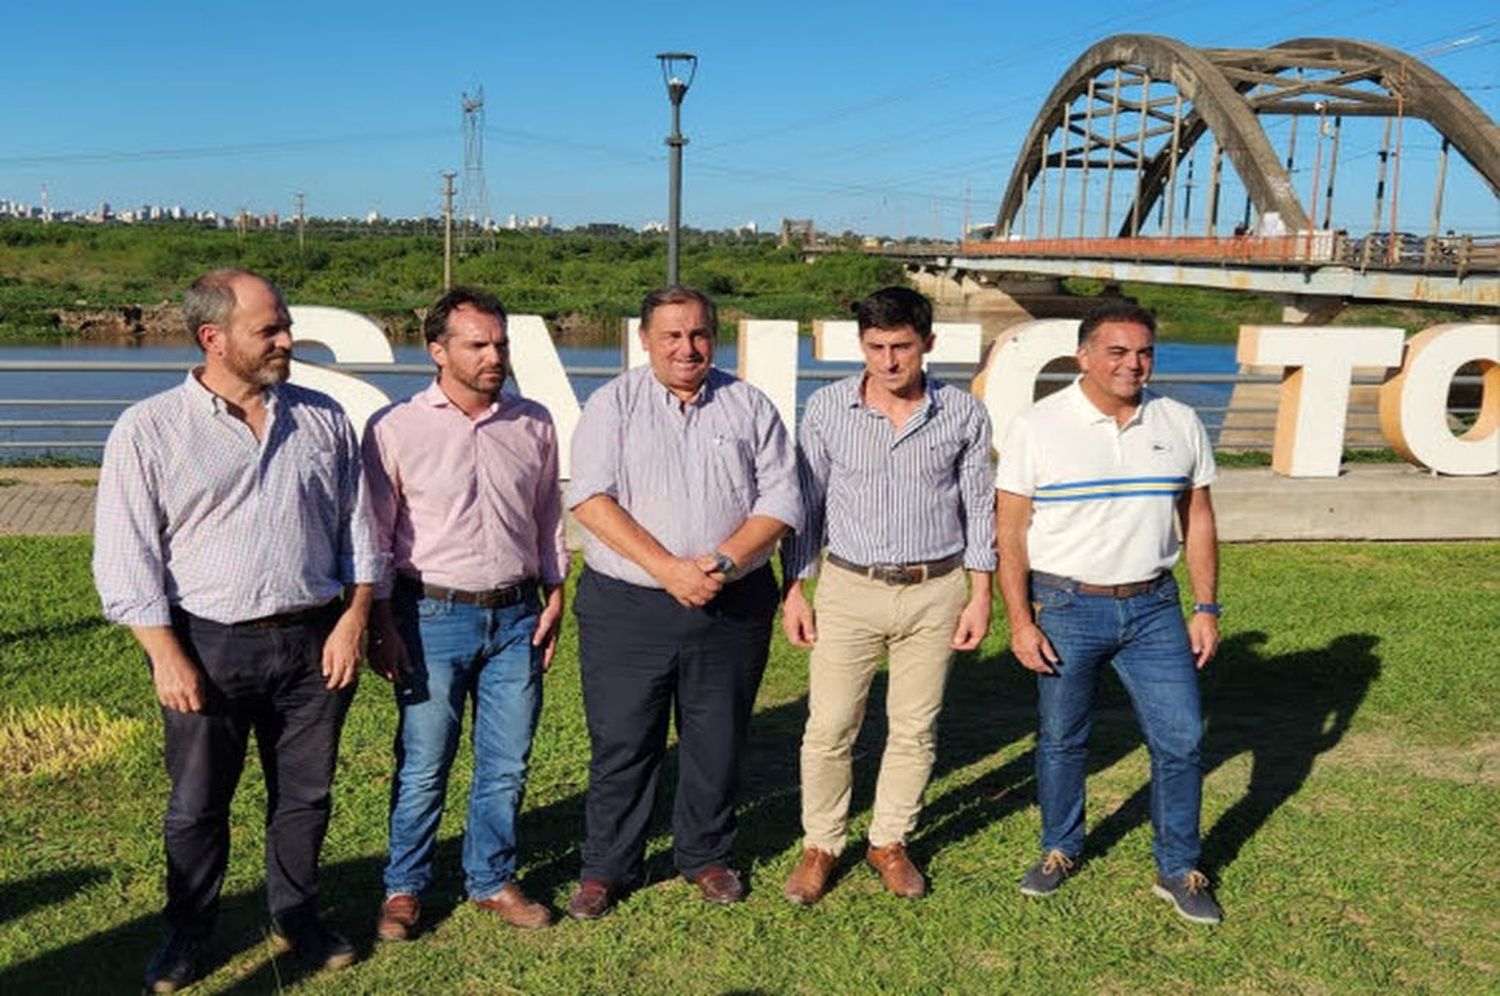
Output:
[994, 33, 1500, 240]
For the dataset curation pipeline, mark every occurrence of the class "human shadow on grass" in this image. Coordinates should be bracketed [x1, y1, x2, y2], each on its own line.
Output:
[732, 651, 1048, 891]
[0, 867, 109, 926]
[908, 649, 1154, 869]
[1080, 630, 1381, 878]
[0, 615, 111, 645]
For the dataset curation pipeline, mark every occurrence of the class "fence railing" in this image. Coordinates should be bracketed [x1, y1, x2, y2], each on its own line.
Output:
[0, 360, 1483, 456]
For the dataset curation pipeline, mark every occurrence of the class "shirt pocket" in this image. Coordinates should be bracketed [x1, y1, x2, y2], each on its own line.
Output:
[710, 435, 756, 508]
[922, 438, 966, 484]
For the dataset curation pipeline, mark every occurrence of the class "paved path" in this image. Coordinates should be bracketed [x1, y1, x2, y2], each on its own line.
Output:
[0, 466, 1494, 541]
[0, 469, 99, 536]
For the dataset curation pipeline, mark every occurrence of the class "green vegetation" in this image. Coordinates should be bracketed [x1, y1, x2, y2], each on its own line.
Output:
[0, 222, 904, 341]
[2, 538, 1496, 993]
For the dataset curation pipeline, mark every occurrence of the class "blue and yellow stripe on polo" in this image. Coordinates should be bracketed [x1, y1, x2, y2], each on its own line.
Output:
[1033, 475, 1190, 503]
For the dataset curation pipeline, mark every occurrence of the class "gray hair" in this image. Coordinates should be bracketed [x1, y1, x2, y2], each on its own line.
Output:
[183, 268, 261, 350]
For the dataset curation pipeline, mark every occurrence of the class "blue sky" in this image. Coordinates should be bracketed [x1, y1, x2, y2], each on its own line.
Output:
[1, 0, 1495, 237]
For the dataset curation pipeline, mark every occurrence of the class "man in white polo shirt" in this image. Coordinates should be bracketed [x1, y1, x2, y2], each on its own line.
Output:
[995, 301, 1223, 925]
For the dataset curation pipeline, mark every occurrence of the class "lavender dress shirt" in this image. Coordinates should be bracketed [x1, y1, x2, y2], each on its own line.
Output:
[567, 365, 802, 589]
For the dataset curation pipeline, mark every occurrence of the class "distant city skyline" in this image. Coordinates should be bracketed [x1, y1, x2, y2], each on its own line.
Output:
[1, 2, 1495, 239]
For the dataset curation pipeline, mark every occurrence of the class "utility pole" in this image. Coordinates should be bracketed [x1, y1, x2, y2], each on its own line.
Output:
[294, 192, 306, 253]
[441, 172, 457, 290]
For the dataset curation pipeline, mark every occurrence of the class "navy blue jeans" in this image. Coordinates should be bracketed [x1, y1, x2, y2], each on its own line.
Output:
[1030, 574, 1204, 878]
[161, 604, 351, 934]
[382, 589, 543, 901]
[574, 565, 776, 885]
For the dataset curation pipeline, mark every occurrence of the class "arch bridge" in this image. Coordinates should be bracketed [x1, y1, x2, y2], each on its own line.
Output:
[901, 35, 1500, 311]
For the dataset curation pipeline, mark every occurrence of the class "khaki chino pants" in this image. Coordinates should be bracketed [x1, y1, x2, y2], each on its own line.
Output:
[799, 562, 968, 853]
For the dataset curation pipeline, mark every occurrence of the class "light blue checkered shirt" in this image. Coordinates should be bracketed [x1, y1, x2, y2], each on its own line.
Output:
[93, 371, 384, 627]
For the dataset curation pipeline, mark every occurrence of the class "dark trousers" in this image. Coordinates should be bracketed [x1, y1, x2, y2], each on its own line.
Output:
[574, 565, 776, 884]
[161, 605, 353, 933]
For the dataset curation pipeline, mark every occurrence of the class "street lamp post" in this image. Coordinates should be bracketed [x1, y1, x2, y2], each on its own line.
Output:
[657, 51, 697, 286]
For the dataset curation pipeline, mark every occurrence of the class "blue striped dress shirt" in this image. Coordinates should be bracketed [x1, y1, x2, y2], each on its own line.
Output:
[782, 374, 997, 579]
[567, 364, 802, 589]
[93, 372, 384, 627]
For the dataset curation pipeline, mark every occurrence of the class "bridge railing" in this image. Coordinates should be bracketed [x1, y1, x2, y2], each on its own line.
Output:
[0, 360, 1484, 458]
[955, 232, 1500, 274]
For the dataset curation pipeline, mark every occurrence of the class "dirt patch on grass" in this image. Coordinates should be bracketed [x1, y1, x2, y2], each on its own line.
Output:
[1321, 732, 1500, 786]
[0, 704, 142, 781]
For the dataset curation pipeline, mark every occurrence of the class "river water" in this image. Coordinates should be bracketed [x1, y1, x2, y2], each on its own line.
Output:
[0, 338, 1238, 458]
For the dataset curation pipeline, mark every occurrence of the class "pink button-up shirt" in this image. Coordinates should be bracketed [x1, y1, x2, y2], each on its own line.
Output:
[362, 381, 568, 598]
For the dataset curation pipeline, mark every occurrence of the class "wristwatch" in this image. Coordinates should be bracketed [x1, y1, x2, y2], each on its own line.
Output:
[1192, 602, 1222, 616]
[711, 552, 739, 579]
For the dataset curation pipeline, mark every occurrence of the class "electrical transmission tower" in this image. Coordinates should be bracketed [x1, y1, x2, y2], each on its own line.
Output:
[458, 86, 493, 254]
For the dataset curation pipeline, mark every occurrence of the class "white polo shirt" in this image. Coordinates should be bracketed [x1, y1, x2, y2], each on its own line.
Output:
[996, 380, 1215, 585]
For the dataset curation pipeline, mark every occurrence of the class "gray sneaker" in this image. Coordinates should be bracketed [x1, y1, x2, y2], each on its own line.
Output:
[1153, 870, 1223, 924]
[1018, 850, 1076, 897]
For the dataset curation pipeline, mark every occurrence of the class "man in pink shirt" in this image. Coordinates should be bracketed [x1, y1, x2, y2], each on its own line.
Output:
[362, 287, 568, 938]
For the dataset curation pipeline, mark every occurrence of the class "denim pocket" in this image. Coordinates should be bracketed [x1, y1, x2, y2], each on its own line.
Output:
[416, 597, 452, 620]
[1152, 577, 1182, 604]
[1032, 585, 1075, 611]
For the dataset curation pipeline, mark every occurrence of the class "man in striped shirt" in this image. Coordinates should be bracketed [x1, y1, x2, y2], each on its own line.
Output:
[781, 286, 996, 906]
[94, 270, 382, 991]
[994, 300, 1224, 925]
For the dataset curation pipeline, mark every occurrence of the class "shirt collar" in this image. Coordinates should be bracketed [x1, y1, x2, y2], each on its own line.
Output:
[420, 378, 502, 419]
[653, 366, 721, 409]
[843, 372, 941, 416]
[183, 368, 277, 414]
[1066, 377, 1153, 427]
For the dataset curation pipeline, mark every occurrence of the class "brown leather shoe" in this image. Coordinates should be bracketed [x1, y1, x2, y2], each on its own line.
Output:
[866, 842, 926, 898]
[376, 893, 421, 942]
[693, 866, 746, 904]
[567, 879, 615, 921]
[473, 883, 553, 929]
[784, 848, 838, 906]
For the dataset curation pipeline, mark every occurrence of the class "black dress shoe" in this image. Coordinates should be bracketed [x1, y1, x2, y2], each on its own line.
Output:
[143, 929, 206, 994]
[269, 915, 356, 970]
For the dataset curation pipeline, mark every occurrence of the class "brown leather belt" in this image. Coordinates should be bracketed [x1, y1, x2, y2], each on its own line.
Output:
[826, 552, 964, 586]
[1031, 570, 1167, 599]
[237, 600, 339, 630]
[397, 575, 537, 608]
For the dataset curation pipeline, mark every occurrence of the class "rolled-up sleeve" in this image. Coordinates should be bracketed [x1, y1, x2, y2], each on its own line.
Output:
[566, 383, 619, 510]
[361, 408, 402, 598]
[92, 414, 171, 627]
[534, 412, 570, 586]
[960, 405, 998, 571]
[748, 394, 802, 534]
[337, 412, 386, 587]
[781, 399, 831, 579]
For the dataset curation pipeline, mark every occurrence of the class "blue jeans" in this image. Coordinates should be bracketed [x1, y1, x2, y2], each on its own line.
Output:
[383, 590, 543, 901]
[1031, 574, 1203, 878]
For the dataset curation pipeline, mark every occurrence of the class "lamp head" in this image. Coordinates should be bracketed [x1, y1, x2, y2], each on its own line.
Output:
[656, 52, 697, 104]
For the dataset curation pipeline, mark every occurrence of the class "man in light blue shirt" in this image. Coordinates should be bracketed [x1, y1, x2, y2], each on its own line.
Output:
[94, 269, 381, 992]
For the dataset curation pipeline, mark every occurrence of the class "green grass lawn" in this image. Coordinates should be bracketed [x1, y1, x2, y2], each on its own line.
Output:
[1, 538, 1496, 994]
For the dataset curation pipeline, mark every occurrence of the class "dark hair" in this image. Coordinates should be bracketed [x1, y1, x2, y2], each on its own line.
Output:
[640, 285, 718, 336]
[423, 286, 507, 344]
[1077, 300, 1157, 347]
[853, 285, 932, 337]
[183, 268, 268, 350]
